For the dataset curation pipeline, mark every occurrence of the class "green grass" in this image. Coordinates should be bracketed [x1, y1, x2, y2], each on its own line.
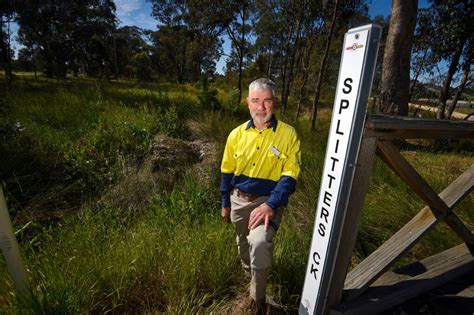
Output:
[0, 81, 196, 216]
[0, 80, 473, 312]
[1, 173, 238, 313]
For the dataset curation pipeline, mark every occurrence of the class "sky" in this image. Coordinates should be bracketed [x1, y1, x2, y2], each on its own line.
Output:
[10, 0, 431, 74]
[113, 0, 430, 74]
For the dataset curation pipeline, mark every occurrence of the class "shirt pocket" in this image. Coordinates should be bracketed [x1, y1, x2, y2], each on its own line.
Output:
[233, 151, 247, 172]
[266, 147, 288, 170]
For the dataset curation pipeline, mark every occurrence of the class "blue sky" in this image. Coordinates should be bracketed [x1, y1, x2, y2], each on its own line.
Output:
[114, 0, 430, 74]
[10, 0, 431, 74]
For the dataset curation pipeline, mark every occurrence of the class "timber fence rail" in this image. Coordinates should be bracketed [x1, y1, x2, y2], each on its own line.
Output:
[322, 115, 474, 314]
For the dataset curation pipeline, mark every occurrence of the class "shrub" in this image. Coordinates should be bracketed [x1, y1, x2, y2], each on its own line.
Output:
[158, 106, 189, 139]
[197, 76, 220, 111]
[223, 88, 241, 114]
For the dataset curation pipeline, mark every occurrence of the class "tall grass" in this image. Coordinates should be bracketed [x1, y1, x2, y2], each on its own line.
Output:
[1, 173, 238, 313]
[0, 82, 196, 217]
[0, 80, 472, 312]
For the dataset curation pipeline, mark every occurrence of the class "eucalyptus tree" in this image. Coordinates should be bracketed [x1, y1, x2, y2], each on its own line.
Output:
[148, 25, 220, 82]
[149, 0, 251, 101]
[309, 0, 367, 129]
[446, 40, 472, 119]
[426, 0, 473, 119]
[15, 0, 117, 78]
[379, 0, 418, 116]
[0, 1, 14, 82]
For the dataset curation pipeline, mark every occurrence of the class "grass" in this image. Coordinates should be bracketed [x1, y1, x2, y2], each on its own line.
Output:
[0, 81, 196, 219]
[0, 80, 473, 312]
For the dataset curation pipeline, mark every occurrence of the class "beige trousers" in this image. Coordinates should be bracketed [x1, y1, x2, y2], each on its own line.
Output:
[230, 189, 283, 302]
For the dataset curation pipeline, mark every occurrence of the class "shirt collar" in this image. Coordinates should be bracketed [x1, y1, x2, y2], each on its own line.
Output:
[245, 115, 278, 132]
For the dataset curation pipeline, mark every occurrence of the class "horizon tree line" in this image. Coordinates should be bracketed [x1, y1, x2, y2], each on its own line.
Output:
[0, 0, 472, 121]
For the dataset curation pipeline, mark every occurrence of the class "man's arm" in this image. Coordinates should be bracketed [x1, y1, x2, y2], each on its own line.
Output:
[220, 132, 237, 223]
[249, 129, 301, 230]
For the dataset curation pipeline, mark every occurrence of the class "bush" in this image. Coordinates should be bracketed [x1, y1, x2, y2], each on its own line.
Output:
[197, 76, 220, 111]
[158, 106, 188, 139]
[223, 88, 241, 114]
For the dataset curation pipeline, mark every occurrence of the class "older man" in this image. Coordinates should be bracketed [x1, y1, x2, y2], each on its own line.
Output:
[220, 78, 301, 312]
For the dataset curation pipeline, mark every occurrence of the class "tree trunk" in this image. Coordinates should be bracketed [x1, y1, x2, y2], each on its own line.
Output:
[310, 0, 339, 131]
[409, 48, 428, 101]
[296, 40, 314, 120]
[1, 17, 13, 83]
[266, 48, 273, 78]
[282, 19, 302, 116]
[280, 26, 292, 115]
[379, 0, 418, 116]
[237, 3, 247, 105]
[446, 44, 472, 119]
[436, 40, 465, 119]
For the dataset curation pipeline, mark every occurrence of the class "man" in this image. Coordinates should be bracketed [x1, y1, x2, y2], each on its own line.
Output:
[220, 78, 301, 312]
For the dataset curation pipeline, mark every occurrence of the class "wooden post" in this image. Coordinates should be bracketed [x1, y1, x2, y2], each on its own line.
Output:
[325, 135, 378, 309]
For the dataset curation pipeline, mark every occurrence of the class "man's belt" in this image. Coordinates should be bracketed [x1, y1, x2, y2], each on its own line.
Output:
[234, 188, 261, 202]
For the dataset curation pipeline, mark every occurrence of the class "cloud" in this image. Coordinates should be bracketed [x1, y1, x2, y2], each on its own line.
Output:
[115, 0, 141, 18]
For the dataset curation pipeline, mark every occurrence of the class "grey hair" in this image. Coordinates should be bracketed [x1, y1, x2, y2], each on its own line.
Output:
[249, 78, 276, 97]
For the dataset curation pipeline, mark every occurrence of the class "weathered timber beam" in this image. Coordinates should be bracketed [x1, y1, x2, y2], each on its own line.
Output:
[343, 165, 474, 300]
[364, 115, 474, 139]
[377, 141, 474, 244]
[333, 243, 474, 314]
[325, 136, 379, 310]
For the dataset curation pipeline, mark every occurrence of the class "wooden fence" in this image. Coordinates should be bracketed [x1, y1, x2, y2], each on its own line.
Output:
[322, 115, 474, 314]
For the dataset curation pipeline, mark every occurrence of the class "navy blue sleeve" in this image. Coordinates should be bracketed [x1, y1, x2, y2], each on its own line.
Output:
[265, 176, 296, 210]
[220, 173, 234, 208]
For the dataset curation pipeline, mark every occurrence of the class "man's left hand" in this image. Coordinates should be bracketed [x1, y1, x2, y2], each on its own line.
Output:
[248, 203, 274, 231]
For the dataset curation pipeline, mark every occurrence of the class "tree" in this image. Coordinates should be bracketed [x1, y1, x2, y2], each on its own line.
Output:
[113, 26, 148, 78]
[310, 0, 339, 130]
[0, 1, 14, 82]
[425, 0, 473, 119]
[446, 40, 473, 119]
[150, 0, 250, 100]
[15, 0, 117, 78]
[148, 25, 219, 82]
[379, 0, 418, 116]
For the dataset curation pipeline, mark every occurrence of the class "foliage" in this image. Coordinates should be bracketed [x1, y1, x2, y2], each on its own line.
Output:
[158, 106, 188, 139]
[1, 173, 237, 314]
[222, 88, 242, 114]
[14, 0, 117, 78]
[197, 75, 220, 111]
[0, 81, 191, 214]
[148, 25, 221, 83]
[0, 82, 473, 314]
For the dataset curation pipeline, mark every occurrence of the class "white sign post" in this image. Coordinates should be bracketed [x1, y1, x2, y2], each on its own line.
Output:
[300, 24, 381, 315]
[0, 187, 30, 295]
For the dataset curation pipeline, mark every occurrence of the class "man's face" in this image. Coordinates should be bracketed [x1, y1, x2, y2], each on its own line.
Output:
[247, 88, 274, 127]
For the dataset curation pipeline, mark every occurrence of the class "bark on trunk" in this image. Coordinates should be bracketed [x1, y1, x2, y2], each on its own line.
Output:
[310, 0, 339, 131]
[409, 49, 428, 101]
[379, 0, 418, 116]
[282, 19, 302, 116]
[446, 45, 472, 119]
[437, 41, 465, 119]
[296, 41, 314, 120]
[237, 4, 247, 105]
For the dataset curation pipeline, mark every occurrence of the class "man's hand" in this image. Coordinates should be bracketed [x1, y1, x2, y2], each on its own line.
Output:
[248, 203, 274, 231]
[221, 207, 231, 223]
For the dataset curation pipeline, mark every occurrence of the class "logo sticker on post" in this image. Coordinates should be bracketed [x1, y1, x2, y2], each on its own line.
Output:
[300, 24, 381, 314]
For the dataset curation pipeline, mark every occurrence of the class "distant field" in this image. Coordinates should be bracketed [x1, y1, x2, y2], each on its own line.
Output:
[0, 80, 472, 313]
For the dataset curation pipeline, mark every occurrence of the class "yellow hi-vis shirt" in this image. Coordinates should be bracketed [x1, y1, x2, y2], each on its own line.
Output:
[220, 116, 301, 210]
